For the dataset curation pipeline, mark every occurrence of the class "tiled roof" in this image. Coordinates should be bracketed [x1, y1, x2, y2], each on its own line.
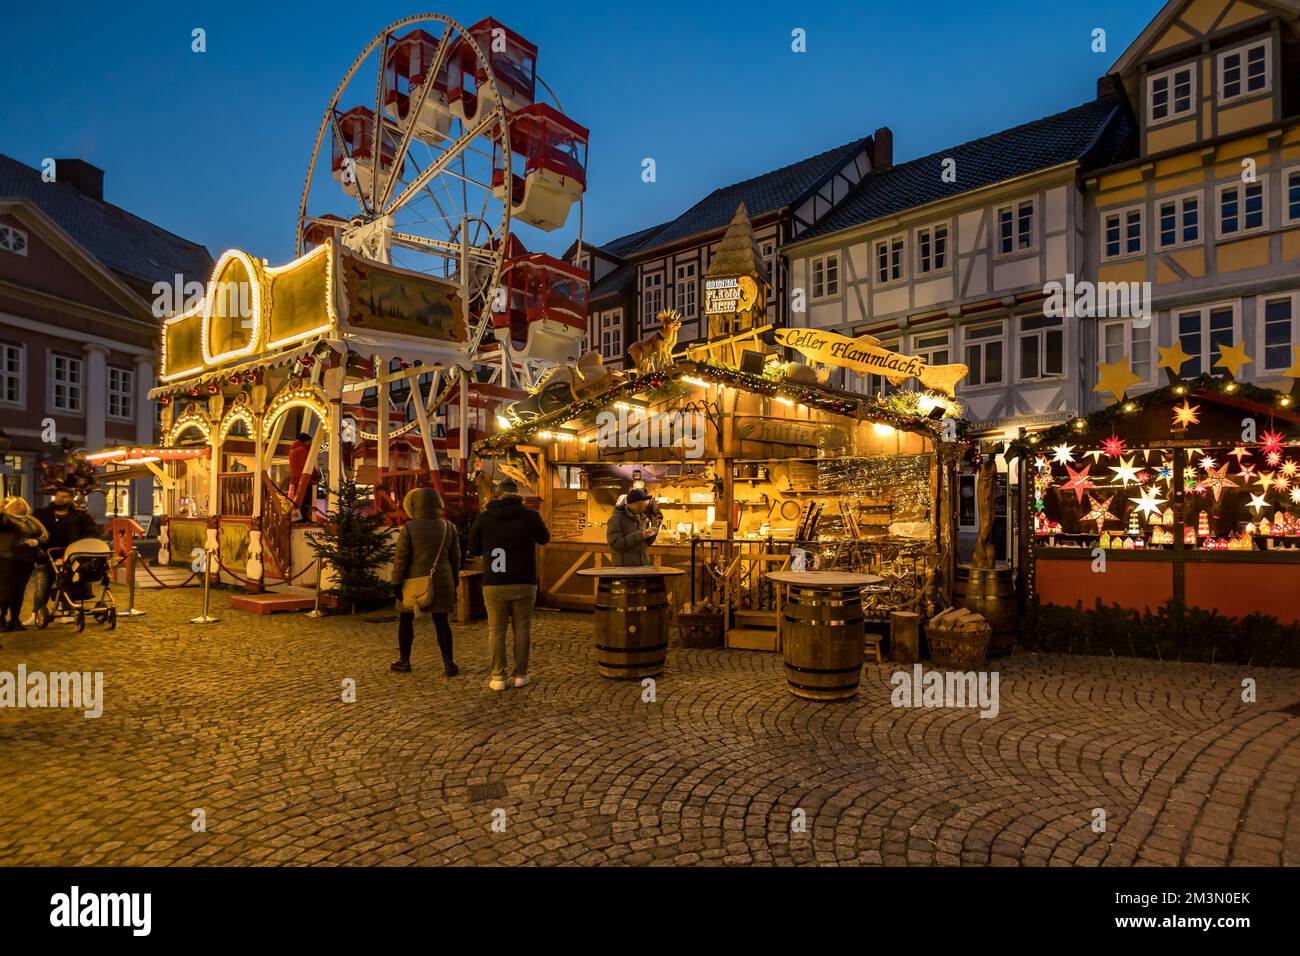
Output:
[635, 136, 872, 251]
[0, 154, 213, 287]
[793, 99, 1132, 243]
[596, 221, 672, 258]
[589, 261, 636, 301]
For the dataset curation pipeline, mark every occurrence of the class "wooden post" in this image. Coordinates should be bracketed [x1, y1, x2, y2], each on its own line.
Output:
[376, 356, 390, 472]
[326, 400, 342, 513]
[890, 610, 920, 664]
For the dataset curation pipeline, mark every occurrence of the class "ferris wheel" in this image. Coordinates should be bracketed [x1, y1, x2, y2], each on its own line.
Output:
[296, 13, 590, 420]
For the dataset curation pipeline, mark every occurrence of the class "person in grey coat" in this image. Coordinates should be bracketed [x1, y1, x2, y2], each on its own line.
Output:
[606, 488, 659, 566]
[390, 487, 460, 675]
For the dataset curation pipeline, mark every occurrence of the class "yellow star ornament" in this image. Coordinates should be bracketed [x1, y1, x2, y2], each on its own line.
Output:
[1157, 341, 1193, 376]
[1214, 341, 1253, 378]
[1283, 346, 1300, 380]
[1094, 358, 1142, 403]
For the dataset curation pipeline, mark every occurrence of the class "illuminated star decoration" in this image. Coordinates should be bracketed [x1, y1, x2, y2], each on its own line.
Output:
[1172, 400, 1201, 428]
[1237, 462, 1257, 481]
[1214, 341, 1253, 378]
[1094, 358, 1143, 403]
[1084, 448, 1108, 463]
[1284, 460, 1299, 478]
[1157, 341, 1194, 376]
[1256, 471, 1277, 491]
[1275, 474, 1292, 493]
[1261, 429, 1285, 455]
[1201, 461, 1238, 502]
[1131, 486, 1167, 519]
[1081, 495, 1118, 533]
[1229, 446, 1250, 463]
[1155, 465, 1173, 482]
[1199, 456, 1218, 472]
[1101, 435, 1126, 458]
[1247, 493, 1269, 514]
[1291, 487, 1300, 505]
[1050, 444, 1076, 466]
[1110, 455, 1141, 486]
[1061, 464, 1096, 503]
[1267, 450, 1283, 467]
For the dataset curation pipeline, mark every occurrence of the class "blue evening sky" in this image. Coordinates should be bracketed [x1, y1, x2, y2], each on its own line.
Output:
[1, 1, 1165, 265]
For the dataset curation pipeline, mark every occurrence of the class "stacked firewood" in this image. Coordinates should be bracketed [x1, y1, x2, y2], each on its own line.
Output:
[928, 606, 992, 635]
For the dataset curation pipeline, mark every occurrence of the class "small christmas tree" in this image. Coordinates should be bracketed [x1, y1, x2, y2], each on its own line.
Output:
[308, 479, 395, 613]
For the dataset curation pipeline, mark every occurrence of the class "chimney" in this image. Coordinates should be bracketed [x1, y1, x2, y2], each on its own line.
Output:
[870, 127, 893, 171]
[55, 159, 104, 201]
[1096, 74, 1121, 102]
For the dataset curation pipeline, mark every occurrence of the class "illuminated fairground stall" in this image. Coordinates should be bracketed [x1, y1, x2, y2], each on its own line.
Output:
[1013, 351, 1300, 646]
[475, 205, 972, 650]
[121, 14, 590, 591]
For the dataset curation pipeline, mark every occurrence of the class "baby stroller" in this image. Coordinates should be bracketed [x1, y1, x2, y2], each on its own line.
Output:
[34, 538, 120, 632]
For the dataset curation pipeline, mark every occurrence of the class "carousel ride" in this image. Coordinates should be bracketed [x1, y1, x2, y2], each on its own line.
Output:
[124, 15, 591, 590]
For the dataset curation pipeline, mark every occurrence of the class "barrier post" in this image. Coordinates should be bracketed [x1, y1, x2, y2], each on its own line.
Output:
[190, 546, 220, 624]
[304, 558, 325, 618]
[120, 547, 145, 617]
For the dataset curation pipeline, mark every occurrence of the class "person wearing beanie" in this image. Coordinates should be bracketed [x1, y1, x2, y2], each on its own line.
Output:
[390, 486, 460, 676]
[468, 478, 550, 691]
[606, 487, 658, 567]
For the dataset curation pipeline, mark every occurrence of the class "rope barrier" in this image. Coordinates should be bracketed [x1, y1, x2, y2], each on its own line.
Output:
[135, 558, 200, 590]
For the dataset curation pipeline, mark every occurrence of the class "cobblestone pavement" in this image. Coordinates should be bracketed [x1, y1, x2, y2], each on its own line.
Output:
[1, 584, 1298, 867]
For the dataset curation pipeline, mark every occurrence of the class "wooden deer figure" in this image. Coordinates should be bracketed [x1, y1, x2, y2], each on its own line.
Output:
[628, 309, 682, 374]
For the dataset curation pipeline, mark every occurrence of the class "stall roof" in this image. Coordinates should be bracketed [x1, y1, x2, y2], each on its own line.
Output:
[1012, 375, 1300, 455]
[474, 359, 962, 458]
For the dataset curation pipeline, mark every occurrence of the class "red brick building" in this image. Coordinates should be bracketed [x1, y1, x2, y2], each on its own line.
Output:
[0, 155, 212, 517]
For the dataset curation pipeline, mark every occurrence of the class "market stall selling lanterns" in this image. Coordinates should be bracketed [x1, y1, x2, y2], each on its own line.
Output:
[133, 13, 589, 595]
[1013, 345, 1300, 634]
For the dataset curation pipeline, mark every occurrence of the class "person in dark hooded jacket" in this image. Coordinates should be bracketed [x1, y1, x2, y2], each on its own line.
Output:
[468, 479, 550, 691]
[390, 487, 460, 675]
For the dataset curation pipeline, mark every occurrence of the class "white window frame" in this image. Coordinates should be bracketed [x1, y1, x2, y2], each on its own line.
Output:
[915, 221, 951, 276]
[1217, 39, 1271, 105]
[673, 262, 698, 320]
[49, 352, 84, 414]
[910, 330, 952, 366]
[810, 252, 839, 300]
[1176, 301, 1240, 377]
[1101, 204, 1146, 260]
[598, 308, 624, 364]
[1146, 63, 1197, 126]
[107, 365, 134, 421]
[1155, 192, 1203, 250]
[641, 271, 664, 328]
[962, 321, 1006, 389]
[760, 239, 776, 289]
[0, 224, 28, 256]
[1285, 166, 1300, 228]
[1257, 291, 1300, 373]
[873, 234, 907, 286]
[0, 341, 24, 408]
[1098, 319, 1155, 388]
[995, 198, 1037, 257]
[1017, 314, 1066, 383]
[1216, 179, 1268, 240]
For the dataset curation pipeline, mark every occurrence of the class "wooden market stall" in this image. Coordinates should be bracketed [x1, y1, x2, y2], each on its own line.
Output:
[1014, 373, 1300, 626]
[474, 357, 965, 650]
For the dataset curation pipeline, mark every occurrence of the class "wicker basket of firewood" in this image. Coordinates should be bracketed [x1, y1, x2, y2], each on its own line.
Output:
[925, 607, 993, 668]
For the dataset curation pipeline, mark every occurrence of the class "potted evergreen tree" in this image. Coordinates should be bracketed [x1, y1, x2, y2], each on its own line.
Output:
[308, 479, 396, 614]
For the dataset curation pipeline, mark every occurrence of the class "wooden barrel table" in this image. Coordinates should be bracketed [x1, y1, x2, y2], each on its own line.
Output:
[955, 563, 1018, 658]
[767, 571, 881, 701]
[578, 566, 685, 679]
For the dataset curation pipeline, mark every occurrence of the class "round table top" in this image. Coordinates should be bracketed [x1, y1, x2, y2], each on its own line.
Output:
[577, 566, 687, 578]
[766, 571, 883, 587]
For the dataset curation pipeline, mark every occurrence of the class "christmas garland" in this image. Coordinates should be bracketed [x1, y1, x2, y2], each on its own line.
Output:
[474, 359, 965, 457]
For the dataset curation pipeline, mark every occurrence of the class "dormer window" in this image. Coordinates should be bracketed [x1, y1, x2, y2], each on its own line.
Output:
[1218, 40, 1270, 103]
[1147, 65, 1195, 125]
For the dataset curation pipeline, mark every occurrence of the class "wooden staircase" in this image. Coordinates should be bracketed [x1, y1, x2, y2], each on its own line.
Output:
[725, 608, 781, 651]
